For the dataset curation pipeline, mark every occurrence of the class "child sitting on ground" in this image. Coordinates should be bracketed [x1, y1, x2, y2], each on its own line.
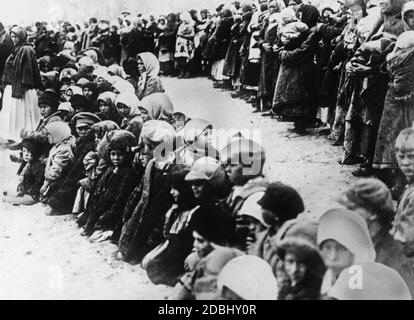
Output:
[2, 136, 46, 206]
[81, 130, 139, 243]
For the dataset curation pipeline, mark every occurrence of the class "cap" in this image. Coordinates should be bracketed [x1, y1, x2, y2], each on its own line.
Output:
[185, 156, 221, 182]
[72, 112, 101, 128]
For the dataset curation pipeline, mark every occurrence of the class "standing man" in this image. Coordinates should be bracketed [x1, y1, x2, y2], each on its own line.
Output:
[0, 22, 14, 111]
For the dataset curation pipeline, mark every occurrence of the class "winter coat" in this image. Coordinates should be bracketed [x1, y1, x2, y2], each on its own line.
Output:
[272, 28, 320, 121]
[116, 159, 174, 263]
[2, 43, 42, 98]
[373, 46, 414, 169]
[210, 17, 234, 61]
[47, 134, 96, 212]
[44, 136, 76, 184]
[0, 34, 14, 82]
[16, 160, 45, 201]
[83, 164, 140, 233]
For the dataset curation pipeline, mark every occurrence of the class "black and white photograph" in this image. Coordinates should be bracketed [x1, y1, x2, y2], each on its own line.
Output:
[0, 0, 413, 302]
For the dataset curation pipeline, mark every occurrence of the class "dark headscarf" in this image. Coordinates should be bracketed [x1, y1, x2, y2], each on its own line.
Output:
[299, 5, 320, 29]
[10, 26, 28, 46]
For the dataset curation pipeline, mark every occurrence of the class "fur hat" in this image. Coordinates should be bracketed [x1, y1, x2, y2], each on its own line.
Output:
[38, 90, 60, 111]
[21, 135, 45, 159]
[70, 94, 92, 111]
[191, 205, 235, 246]
[257, 183, 304, 224]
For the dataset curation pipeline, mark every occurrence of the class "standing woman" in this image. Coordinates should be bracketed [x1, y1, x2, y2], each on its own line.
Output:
[0, 26, 42, 144]
[136, 52, 165, 100]
[272, 5, 321, 134]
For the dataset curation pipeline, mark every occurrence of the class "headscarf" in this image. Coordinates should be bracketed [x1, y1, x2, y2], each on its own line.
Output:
[84, 50, 98, 64]
[44, 121, 72, 145]
[317, 208, 376, 263]
[217, 255, 278, 300]
[328, 262, 411, 300]
[59, 68, 77, 83]
[97, 91, 117, 109]
[92, 66, 112, 83]
[140, 119, 176, 150]
[108, 64, 126, 78]
[136, 52, 160, 78]
[10, 26, 28, 46]
[140, 93, 174, 122]
[402, 1, 414, 30]
[115, 93, 141, 118]
[91, 120, 120, 141]
[299, 4, 320, 28]
[112, 78, 135, 94]
[65, 85, 83, 96]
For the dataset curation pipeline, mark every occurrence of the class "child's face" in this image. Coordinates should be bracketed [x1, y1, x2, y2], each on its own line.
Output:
[284, 252, 307, 286]
[320, 239, 354, 277]
[76, 124, 92, 138]
[190, 180, 208, 199]
[99, 101, 110, 114]
[39, 104, 54, 118]
[22, 147, 34, 162]
[170, 187, 181, 203]
[405, 11, 414, 30]
[110, 149, 126, 167]
[192, 231, 213, 257]
[138, 143, 154, 167]
[225, 163, 248, 186]
[83, 87, 94, 100]
[396, 141, 414, 183]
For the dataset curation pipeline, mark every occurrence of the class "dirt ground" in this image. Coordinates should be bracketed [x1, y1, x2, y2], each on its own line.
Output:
[0, 76, 356, 299]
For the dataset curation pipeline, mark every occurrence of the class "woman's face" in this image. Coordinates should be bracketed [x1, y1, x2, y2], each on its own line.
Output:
[320, 239, 354, 277]
[117, 102, 131, 118]
[284, 252, 307, 286]
[10, 32, 20, 46]
[99, 101, 110, 114]
[137, 57, 146, 75]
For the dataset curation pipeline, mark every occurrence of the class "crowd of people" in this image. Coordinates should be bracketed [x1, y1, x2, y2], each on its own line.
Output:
[0, 0, 414, 300]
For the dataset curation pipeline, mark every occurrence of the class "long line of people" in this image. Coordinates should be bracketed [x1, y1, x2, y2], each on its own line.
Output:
[0, 0, 414, 300]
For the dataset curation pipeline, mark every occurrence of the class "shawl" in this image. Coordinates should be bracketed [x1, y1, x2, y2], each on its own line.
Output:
[140, 93, 174, 122]
[402, 1, 414, 30]
[2, 43, 42, 98]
